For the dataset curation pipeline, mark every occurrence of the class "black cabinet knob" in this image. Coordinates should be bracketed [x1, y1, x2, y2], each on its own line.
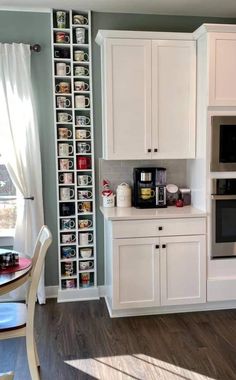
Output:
[162, 244, 166, 249]
[155, 245, 159, 249]
[158, 226, 163, 231]
[147, 148, 152, 153]
[154, 148, 158, 152]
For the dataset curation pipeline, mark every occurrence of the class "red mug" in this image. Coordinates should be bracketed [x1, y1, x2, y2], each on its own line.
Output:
[77, 156, 91, 170]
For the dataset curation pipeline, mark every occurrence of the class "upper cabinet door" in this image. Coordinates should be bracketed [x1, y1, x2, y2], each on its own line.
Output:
[152, 40, 196, 159]
[209, 33, 236, 106]
[103, 39, 152, 159]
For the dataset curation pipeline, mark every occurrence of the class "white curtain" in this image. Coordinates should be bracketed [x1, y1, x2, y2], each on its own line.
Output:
[0, 43, 45, 303]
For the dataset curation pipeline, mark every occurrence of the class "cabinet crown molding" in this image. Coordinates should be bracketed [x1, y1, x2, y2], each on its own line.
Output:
[95, 29, 194, 45]
[193, 23, 236, 39]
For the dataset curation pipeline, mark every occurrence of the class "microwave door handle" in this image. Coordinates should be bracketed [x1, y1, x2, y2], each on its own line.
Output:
[211, 194, 236, 200]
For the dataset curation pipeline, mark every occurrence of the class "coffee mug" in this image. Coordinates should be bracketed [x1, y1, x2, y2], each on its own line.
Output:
[56, 11, 66, 28]
[76, 115, 90, 125]
[57, 97, 71, 109]
[61, 218, 76, 230]
[78, 201, 91, 213]
[57, 112, 72, 122]
[59, 159, 73, 170]
[63, 279, 76, 289]
[54, 49, 70, 59]
[61, 246, 76, 258]
[59, 172, 73, 184]
[140, 188, 155, 200]
[78, 219, 92, 229]
[61, 203, 74, 216]
[80, 247, 92, 258]
[77, 156, 91, 169]
[79, 232, 93, 245]
[56, 62, 71, 76]
[75, 28, 85, 44]
[73, 14, 88, 25]
[76, 129, 91, 140]
[80, 272, 90, 287]
[77, 142, 90, 153]
[58, 143, 73, 156]
[56, 82, 70, 94]
[78, 190, 92, 200]
[74, 66, 89, 76]
[75, 95, 90, 108]
[58, 127, 72, 139]
[74, 50, 89, 62]
[64, 261, 74, 276]
[55, 31, 70, 44]
[79, 261, 93, 270]
[77, 174, 92, 186]
[74, 81, 89, 91]
[61, 233, 76, 243]
[60, 187, 75, 201]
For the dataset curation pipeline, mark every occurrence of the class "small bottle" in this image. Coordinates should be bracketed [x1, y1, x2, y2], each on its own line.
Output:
[176, 193, 184, 207]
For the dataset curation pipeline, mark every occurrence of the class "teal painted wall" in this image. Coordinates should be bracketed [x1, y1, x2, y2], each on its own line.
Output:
[0, 10, 236, 287]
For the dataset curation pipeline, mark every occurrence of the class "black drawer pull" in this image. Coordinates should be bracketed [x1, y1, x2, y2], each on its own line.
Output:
[158, 226, 163, 231]
[155, 245, 159, 249]
[154, 148, 158, 152]
[162, 244, 166, 249]
[147, 148, 152, 153]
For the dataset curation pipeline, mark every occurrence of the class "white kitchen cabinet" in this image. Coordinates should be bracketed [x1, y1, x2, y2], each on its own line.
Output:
[113, 237, 160, 309]
[96, 31, 196, 160]
[160, 235, 206, 306]
[208, 32, 236, 106]
[102, 210, 206, 314]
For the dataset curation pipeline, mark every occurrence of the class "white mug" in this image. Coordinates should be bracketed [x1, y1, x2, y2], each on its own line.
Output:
[61, 218, 76, 230]
[74, 66, 89, 76]
[76, 129, 91, 139]
[59, 159, 73, 170]
[74, 50, 89, 62]
[77, 175, 92, 186]
[59, 172, 73, 184]
[57, 97, 71, 109]
[75, 95, 90, 108]
[61, 233, 76, 243]
[79, 232, 93, 245]
[78, 190, 92, 200]
[75, 28, 85, 44]
[58, 127, 72, 139]
[56, 62, 71, 76]
[78, 219, 93, 228]
[79, 261, 94, 270]
[76, 115, 90, 125]
[58, 143, 73, 156]
[60, 187, 75, 201]
[58, 112, 72, 123]
[73, 14, 88, 25]
[77, 142, 90, 153]
[74, 81, 89, 91]
[80, 247, 92, 258]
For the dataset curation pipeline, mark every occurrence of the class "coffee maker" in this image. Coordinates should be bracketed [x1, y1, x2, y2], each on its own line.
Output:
[133, 167, 167, 208]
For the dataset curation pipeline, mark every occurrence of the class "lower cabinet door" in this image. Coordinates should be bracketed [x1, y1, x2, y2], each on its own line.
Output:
[160, 235, 206, 306]
[113, 237, 160, 309]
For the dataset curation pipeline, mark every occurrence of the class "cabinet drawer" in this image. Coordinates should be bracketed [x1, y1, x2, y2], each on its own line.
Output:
[112, 218, 206, 238]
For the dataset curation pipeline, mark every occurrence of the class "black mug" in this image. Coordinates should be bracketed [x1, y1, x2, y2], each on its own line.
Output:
[61, 203, 74, 216]
[54, 49, 70, 59]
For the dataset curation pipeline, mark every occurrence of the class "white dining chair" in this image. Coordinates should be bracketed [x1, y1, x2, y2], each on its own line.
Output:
[0, 225, 52, 380]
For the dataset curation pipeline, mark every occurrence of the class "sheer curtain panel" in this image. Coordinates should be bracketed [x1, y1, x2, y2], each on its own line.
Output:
[0, 43, 45, 303]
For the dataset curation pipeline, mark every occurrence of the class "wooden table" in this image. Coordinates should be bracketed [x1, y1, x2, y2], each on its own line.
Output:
[0, 249, 32, 296]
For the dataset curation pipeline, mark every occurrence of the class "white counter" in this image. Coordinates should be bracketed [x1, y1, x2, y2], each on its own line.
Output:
[100, 205, 206, 221]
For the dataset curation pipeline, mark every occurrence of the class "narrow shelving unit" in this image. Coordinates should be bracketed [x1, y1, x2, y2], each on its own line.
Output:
[51, 9, 98, 302]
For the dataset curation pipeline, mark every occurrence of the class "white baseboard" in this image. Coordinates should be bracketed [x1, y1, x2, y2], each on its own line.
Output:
[45, 285, 58, 299]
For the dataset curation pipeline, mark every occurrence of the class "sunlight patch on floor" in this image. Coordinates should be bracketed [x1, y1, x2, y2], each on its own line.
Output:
[65, 353, 217, 380]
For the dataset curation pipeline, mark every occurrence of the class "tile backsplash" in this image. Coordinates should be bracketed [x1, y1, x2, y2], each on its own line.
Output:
[99, 159, 187, 204]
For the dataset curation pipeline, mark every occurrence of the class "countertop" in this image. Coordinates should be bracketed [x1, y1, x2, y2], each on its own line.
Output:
[100, 206, 206, 221]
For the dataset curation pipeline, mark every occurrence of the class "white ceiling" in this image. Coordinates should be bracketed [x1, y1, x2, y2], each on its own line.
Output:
[0, 0, 236, 18]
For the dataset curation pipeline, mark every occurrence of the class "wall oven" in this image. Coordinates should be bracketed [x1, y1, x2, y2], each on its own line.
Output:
[211, 116, 236, 171]
[211, 179, 236, 258]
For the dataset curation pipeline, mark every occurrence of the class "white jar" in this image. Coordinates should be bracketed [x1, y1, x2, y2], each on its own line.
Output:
[116, 183, 132, 207]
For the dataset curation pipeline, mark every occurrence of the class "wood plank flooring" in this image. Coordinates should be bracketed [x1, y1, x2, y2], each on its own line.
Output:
[0, 299, 236, 379]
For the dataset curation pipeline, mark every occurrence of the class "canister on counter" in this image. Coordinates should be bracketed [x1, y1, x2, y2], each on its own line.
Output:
[179, 188, 191, 206]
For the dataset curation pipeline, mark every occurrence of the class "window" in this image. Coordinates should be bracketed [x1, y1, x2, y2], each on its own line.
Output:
[0, 154, 17, 230]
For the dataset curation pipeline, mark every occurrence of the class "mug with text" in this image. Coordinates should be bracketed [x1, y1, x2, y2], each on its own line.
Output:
[74, 81, 89, 91]
[59, 159, 73, 170]
[58, 143, 73, 156]
[78, 190, 92, 200]
[77, 142, 90, 153]
[77, 174, 92, 186]
[57, 112, 72, 123]
[74, 50, 89, 62]
[74, 66, 89, 76]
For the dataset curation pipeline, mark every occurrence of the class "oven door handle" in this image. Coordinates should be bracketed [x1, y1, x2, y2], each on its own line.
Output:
[211, 194, 236, 200]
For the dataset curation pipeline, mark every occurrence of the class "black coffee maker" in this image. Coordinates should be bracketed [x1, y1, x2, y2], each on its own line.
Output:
[133, 167, 167, 208]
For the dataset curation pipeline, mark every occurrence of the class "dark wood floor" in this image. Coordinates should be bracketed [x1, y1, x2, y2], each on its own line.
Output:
[0, 299, 236, 379]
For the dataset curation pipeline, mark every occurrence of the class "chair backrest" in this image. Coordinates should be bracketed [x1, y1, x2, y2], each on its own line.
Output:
[27, 226, 52, 317]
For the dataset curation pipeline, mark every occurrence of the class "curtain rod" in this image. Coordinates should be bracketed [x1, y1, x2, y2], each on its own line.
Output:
[30, 44, 41, 53]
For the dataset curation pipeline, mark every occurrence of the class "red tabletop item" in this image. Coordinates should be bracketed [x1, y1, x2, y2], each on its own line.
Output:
[0, 258, 31, 274]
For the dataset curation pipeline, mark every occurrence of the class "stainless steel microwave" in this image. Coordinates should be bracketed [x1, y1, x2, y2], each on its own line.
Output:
[211, 116, 236, 171]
